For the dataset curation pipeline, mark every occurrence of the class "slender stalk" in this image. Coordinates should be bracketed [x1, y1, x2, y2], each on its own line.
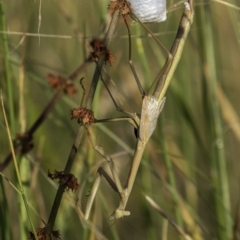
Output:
[1, 93, 38, 240]
[45, 9, 120, 234]
[0, 178, 12, 240]
[145, 195, 192, 240]
[86, 10, 120, 108]
[18, 62, 32, 239]
[159, 119, 184, 238]
[203, 4, 231, 240]
[0, 90, 62, 171]
[0, 3, 15, 135]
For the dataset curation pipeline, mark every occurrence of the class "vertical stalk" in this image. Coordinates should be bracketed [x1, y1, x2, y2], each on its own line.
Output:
[159, 119, 184, 240]
[45, 10, 120, 234]
[86, 10, 120, 108]
[0, 3, 15, 135]
[1, 95, 38, 240]
[203, 5, 231, 240]
[0, 179, 12, 240]
[19, 57, 30, 240]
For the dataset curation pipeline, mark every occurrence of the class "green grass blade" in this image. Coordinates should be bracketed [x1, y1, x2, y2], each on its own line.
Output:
[202, 4, 232, 239]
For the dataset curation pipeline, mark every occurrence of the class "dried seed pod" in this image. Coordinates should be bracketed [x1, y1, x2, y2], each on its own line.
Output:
[128, 0, 167, 23]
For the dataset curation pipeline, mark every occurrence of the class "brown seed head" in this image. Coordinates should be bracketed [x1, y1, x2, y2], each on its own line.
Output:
[70, 107, 95, 125]
[48, 170, 79, 193]
[89, 38, 114, 65]
[47, 74, 77, 95]
[108, 0, 131, 15]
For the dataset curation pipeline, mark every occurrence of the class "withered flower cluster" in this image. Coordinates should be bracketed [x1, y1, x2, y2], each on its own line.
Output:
[47, 74, 77, 96]
[90, 38, 115, 64]
[108, 0, 131, 15]
[28, 227, 61, 240]
[48, 170, 79, 193]
[70, 107, 95, 125]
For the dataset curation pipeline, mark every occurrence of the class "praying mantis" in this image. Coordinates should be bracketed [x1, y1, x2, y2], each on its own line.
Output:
[84, 0, 194, 221]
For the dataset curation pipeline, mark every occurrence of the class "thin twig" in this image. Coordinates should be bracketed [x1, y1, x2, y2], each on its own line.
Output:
[45, 9, 120, 234]
[145, 195, 193, 240]
[1, 91, 38, 240]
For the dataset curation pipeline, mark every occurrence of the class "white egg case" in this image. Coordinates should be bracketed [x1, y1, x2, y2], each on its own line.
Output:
[127, 0, 167, 23]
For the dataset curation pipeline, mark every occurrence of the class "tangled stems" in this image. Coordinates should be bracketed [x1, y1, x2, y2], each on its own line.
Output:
[45, 10, 120, 235]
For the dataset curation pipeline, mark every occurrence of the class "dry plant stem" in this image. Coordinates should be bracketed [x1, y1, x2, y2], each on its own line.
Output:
[145, 195, 193, 240]
[86, 10, 120, 109]
[45, 126, 85, 234]
[1, 53, 93, 171]
[45, 10, 120, 234]
[1, 45, 95, 171]
[1, 56, 98, 170]
[0, 90, 62, 171]
[74, 204, 109, 240]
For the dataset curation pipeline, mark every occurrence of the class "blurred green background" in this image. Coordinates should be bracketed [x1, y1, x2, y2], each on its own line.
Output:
[1, 0, 240, 239]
